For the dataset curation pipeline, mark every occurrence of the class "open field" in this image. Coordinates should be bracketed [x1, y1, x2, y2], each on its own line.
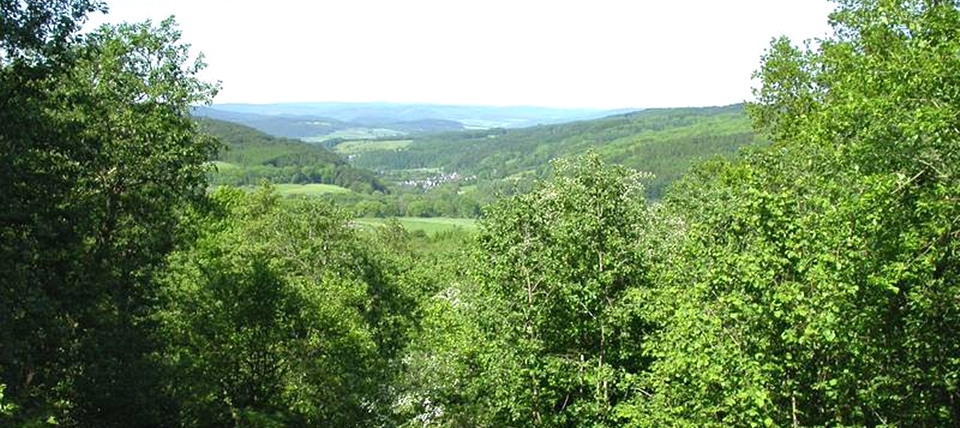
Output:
[353, 217, 478, 235]
[272, 183, 353, 196]
[302, 128, 406, 143]
[207, 160, 240, 171]
[333, 139, 412, 155]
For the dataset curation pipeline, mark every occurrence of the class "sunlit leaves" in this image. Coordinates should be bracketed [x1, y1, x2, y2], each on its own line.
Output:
[157, 187, 422, 426]
[637, 0, 960, 425]
[466, 152, 652, 427]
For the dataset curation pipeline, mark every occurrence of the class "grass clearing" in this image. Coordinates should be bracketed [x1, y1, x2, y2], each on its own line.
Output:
[207, 161, 240, 171]
[303, 128, 406, 143]
[273, 183, 353, 196]
[334, 139, 412, 155]
[353, 217, 477, 235]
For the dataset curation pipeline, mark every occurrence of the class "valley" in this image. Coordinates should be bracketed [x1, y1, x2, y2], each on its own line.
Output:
[202, 102, 763, 220]
[6, 1, 957, 426]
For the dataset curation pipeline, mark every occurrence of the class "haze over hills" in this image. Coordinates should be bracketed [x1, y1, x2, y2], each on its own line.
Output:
[194, 102, 637, 142]
[209, 102, 635, 126]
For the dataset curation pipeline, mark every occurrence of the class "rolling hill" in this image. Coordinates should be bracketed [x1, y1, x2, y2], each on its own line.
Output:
[199, 118, 387, 194]
[337, 104, 762, 198]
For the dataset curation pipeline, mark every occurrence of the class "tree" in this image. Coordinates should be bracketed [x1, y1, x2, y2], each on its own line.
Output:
[633, 0, 960, 426]
[0, 11, 218, 426]
[0, 0, 105, 65]
[158, 187, 423, 426]
[394, 260, 493, 428]
[463, 153, 653, 426]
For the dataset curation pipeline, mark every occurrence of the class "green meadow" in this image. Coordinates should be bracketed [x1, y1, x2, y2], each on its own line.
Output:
[272, 183, 353, 196]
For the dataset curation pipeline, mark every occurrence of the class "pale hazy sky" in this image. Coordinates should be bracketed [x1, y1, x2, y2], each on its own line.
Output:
[85, 0, 836, 109]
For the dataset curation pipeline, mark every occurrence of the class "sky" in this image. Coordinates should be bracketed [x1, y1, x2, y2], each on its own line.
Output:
[85, 0, 836, 109]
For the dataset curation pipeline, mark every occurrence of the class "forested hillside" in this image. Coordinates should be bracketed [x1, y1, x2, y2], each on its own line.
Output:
[342, 104, 760, 198]
[201, 103, 760, 215]
[3, 0, 959, 427]
[199, 118, 387, 193]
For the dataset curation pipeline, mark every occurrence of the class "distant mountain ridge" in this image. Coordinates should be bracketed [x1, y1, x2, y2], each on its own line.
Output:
[195, 102, 637, 141]
[194, 107, 352, 139]
[210, 102, 633, 124]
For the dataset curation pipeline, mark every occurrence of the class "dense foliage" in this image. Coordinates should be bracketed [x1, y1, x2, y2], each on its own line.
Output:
[3, 0, 959, 427]
[469, 154, 652, 426]
[385, 0, 960, 426]
[1, 4, 218, 425]
[157, 188, 422, 426]
[631, 0, 960, 424]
